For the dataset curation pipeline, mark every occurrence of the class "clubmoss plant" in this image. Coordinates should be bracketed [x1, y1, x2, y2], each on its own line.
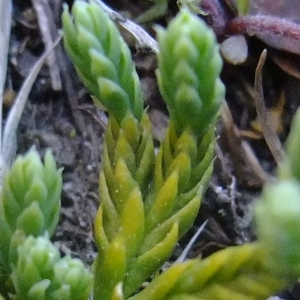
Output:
[255, 108, 300, 279]
[2, 0, 300, 299]
[0, 148, 92, 299]
[0, 149, 62, 272]
[63, 1, 224, 298]
[62, 0, 143, 124]
[11, 235, 92, 300]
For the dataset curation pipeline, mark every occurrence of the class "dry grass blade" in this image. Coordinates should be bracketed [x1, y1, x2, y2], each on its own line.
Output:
[0, 0, 12, 149]
[221, 102, 269, 186]
[2, 36, 62, 173]
[176, 220, 208, 263]
[32, 0, 62, 91]
[254, 49, 285, 164]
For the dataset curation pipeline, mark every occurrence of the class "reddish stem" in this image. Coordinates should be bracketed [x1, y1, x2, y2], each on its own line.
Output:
[227, 15, 300, 41]
[226, 15, 300, 55]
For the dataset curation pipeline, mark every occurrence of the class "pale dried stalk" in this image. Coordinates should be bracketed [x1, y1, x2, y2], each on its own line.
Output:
[254, 49, 285, 164]
[0, 0, 12, 190]
[176, 219, 208, 263]
[32, 0, 62, 91]
[0, 0, 12, 149]
[92, 0, 159, 53]
[221, 102, 269, 185]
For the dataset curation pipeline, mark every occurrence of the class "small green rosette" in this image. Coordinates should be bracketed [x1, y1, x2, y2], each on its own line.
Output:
[0, 148, 62, 272]
[255, 180, 300, 278]
[11, 235, 92, 300]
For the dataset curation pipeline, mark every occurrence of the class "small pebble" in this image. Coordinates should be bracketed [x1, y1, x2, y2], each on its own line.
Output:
[220, 35, 248, 65]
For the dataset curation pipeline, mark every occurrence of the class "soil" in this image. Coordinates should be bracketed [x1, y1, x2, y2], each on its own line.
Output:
[7, 0, 300, 299]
